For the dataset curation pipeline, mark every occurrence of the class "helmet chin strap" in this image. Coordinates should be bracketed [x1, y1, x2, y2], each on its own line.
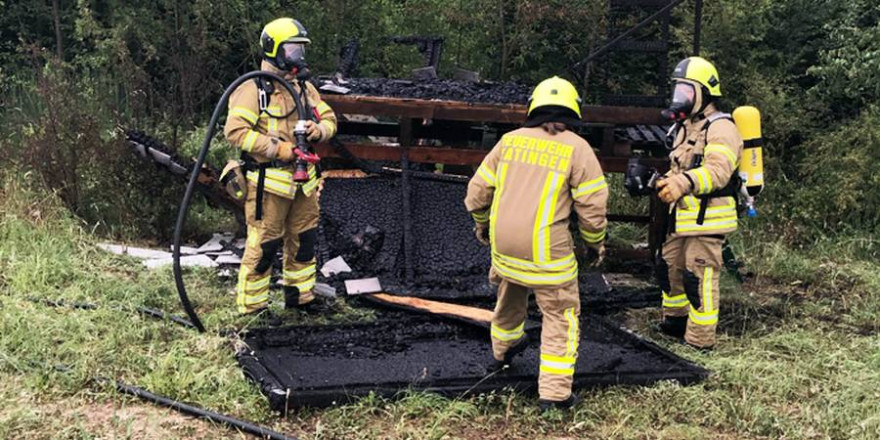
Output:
[690, 86, 713, 119]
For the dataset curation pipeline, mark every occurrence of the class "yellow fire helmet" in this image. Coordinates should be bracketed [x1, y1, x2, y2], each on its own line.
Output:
[527, 76, 583, 119]
[671, 56, 722, 97]
[260, 18, 311, 59]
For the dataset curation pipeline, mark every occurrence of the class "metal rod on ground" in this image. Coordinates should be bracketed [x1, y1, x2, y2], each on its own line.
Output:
[112, 380, 299, 440]
[28, 297, 197, 330]
[135, 307, 198, 330]
[570, 0, 687, 79]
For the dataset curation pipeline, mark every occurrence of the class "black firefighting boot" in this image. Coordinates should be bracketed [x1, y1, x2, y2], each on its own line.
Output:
[486, 334, 530, 373]
[284, 286, 320, 311]
[656, 316, 688, 339]
[253, 308, 283, 327]
[539, 393, 581, 413]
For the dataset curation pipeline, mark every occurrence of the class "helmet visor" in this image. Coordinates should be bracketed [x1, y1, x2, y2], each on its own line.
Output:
[671, 82, 696, 109]
[278, 42, 306, 68]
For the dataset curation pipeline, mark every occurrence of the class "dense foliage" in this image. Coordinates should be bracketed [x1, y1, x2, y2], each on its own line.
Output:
[0, 0, 877, 243]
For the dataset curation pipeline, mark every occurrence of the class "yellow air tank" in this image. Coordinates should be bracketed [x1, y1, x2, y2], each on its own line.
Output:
[733, 106, 764, 196]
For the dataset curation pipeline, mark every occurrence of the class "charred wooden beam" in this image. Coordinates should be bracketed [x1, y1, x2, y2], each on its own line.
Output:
[322, 95, 666, 126]
[315, 142, 669, 172]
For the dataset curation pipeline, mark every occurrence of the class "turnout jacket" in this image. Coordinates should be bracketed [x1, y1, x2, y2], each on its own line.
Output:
[667, 104, 743, 236]
[224, 61, 337, 199]
[465, 126, 608, 287]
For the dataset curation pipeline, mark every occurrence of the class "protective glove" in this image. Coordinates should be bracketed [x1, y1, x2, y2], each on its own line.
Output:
[304, 120, 325, 142]
[656, 174, 692, 204]
[276, 141, 296, 162]
[474, 222, 490, 246]
[584, 242, 606, 268]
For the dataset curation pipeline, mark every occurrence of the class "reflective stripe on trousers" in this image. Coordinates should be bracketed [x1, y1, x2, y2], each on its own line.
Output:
[236, 267, 271, 313]
[662, 291, 689, 308]
[689, 267, 719, 325]
[283, 264, 317, 292]
[491, 321, 525, 342]
[539, 307, 579, 377]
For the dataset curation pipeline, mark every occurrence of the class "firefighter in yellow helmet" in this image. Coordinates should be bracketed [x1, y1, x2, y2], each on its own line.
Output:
[465, 76, 608, 412]
[655, 57, 743, 349]
[223, 18, 338, 323]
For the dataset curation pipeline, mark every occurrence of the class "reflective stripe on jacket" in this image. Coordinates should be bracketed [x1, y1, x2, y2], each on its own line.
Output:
[223, 61, 337, 199]
[465, 127, 608, 287]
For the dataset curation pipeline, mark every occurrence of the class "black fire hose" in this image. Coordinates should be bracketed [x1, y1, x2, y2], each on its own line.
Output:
[111, 380, 299, 440]
[172, 71, 307, 332]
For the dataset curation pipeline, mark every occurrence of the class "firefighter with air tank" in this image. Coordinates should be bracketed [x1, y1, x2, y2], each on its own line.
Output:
[643, 56, 764, 350]
[222, 18, 337, 324]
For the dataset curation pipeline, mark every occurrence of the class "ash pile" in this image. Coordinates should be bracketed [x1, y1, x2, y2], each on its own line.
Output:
[238, 309, 709, 410]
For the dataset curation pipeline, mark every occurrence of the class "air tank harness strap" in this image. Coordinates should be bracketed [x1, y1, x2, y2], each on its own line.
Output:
[693, 112, 739, 226]
[240, 153, 285, 221]
[695, 175, 741, 225]
[242, 78, 280, 222]
[255, 77, 274, 114]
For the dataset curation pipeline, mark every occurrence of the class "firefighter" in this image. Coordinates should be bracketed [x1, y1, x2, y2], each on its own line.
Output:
[223, 18, 337, 321]
[655, 57, 743, 349]
[465, 76, 608, 412]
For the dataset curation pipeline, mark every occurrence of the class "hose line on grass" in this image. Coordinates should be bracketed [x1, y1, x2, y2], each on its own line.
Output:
[172, 71, 307, 332]
[111, 380, 300, 440]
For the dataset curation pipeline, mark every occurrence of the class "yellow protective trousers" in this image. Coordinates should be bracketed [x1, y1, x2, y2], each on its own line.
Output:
[489, 270, 580, 402]
[660, 235, 723, 348]
[236, 182, 319, 314]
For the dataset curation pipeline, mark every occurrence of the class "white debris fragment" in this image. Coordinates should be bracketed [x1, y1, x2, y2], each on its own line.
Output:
[206, 250, 234, 257]
[314, 283, 337, 298]
[345, 278, 382, 295]
[195, 233, 235, 254]
[98, 243, 171, 260]
[215, 254, 243, 265]
[174, 246, 200, 255]
[142, 255, 218, 269]
[320, 256, 352, 277]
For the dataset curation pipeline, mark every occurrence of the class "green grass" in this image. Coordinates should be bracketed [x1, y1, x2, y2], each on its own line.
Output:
[1, 178, 879, 439]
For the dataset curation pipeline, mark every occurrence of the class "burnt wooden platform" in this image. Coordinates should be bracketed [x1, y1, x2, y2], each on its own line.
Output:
[316, 94, 670, 254]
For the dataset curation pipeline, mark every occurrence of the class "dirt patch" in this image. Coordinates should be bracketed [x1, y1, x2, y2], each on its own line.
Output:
[15, 399, 231, 439]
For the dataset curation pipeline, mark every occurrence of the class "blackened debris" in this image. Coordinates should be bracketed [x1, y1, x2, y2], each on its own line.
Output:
[318, 175, 660, 308]
[327, 77, 533, 105]
[239, 310, 708, 410]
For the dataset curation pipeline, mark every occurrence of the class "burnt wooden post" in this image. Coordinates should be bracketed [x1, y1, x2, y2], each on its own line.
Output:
[649, 195, 668, 260]
[601, 126, 616, 157]
[399, 118, 415, 282]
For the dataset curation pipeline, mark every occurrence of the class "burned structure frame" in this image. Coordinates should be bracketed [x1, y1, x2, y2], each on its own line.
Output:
[314, 95, 671, 256]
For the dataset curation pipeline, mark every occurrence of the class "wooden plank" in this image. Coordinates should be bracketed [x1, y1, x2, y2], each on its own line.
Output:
[636, 125, 657, 143]
[368, 293, 494, 324]
[314, 142, 487, 165]
[649, 125, 668, 141]
[322, 94, 666, 125]
[626, 127, 642, 142]
[600, 156, 669, 173]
